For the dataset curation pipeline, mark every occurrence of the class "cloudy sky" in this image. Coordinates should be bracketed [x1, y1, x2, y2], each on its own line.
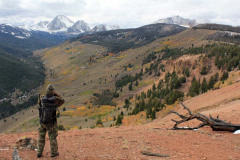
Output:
[0, 0, 239, 28]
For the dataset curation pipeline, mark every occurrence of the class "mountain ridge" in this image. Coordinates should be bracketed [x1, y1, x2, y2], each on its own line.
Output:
[73, 23, 187, 53]
[154, 15, 210, 27]
[21, 15, 121, 35]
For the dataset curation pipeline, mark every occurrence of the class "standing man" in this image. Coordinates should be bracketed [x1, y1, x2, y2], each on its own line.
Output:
[37, 84, 65, 158]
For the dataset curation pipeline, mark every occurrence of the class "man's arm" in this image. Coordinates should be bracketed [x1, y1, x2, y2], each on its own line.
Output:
[54, 94, 65, 107]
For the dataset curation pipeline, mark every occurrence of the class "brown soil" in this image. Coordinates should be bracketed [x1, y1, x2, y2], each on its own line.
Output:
[1, 82, 240, 160]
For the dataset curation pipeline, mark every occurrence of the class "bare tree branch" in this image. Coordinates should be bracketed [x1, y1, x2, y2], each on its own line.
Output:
[170, 103, 240, 132]
[140, 151, 169, 157]
[180, 102, 193, 115]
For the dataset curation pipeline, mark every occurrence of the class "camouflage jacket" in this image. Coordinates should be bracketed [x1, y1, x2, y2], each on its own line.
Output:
[38, 94, 65, 124]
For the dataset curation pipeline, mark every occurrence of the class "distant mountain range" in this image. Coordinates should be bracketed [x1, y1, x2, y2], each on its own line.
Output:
[0, 23, 66, 54]
[154, 16, 210, 27]
[19, 15, 121, 35]
[0, 15, 211, 37]
[73, 23, 186, 53]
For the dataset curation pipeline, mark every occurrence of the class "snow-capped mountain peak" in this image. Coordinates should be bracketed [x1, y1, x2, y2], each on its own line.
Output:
[67, 20, 90, 34]
[90, 24, 121, 33]
[37, 21, 49, 28]
[154, 16, 210, 27]
[47, 15, 74, 31]
[91, 24, 107, 32]
[0, 24, 31, 39]
[5, 15, 122, 36]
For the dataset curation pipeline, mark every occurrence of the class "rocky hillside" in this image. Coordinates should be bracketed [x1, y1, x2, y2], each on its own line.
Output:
[1, 81, 240, 160]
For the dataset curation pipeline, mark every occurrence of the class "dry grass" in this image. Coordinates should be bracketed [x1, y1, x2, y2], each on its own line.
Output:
[122, 111, 150, 125]
[61, 105, 115, 119]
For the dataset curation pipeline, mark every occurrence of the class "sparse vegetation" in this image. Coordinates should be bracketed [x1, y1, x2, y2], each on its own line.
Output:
[93, 89, 116, 106]
[58, 124, 65, 130]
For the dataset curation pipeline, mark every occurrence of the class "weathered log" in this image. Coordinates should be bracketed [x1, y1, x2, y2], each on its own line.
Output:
[140, 150, 169, 157]
[170, 103, 240, 132]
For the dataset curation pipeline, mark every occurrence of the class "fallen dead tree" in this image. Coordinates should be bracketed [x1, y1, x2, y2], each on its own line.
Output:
[140, 150, 169, 157]
[170, 103, 240, 132]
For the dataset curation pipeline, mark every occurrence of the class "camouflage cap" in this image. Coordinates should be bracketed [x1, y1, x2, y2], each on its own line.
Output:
[46, 84, 55, 94]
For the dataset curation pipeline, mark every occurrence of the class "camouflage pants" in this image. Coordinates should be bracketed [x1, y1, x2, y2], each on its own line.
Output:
[37, 123, 58, 155]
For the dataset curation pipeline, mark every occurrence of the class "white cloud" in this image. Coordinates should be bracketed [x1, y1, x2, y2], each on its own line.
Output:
[0, 0, 239, 27]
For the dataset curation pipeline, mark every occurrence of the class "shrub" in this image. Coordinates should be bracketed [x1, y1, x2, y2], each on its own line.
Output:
[200, 66, 208, 75]
[179, 76, 186, 83]
[58, 124, 65, 130]
[96, 119, 103, 127]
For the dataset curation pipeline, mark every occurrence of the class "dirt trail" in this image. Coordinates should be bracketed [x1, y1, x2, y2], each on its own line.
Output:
[1, 83, 240, 160]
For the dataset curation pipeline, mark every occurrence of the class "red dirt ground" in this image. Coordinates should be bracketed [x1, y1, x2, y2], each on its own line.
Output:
[1, 82, 240, 160]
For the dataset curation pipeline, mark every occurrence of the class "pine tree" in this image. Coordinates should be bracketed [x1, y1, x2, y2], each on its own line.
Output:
[146, 107, 152, 119]
[201, 77, 208, 93]
[214, 73, 219, 82]
[139, 99, 145, 112]
[208, 76, 215, 89]
[128, 83, 133, 91]
[188, 77, 200, 97]
[121, 111, 124, 116]
[221, 72, 229, 81]
[141, 92, 146, 99]
[116, 115, 122, 126]
[215, 56, 222, 69]
[124, 99, 130, 105]
[135, 80, 139, 86]
[200, 66, 208, 75]
[152, 83, 156, 91]
[151, 110, 156, 119]
[147, 89, 152, 98]
[120, 88, 123, 92]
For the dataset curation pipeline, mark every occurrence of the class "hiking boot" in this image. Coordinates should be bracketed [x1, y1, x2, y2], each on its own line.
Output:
[51, 152, 59, 158]
[37, 153, 42, 158]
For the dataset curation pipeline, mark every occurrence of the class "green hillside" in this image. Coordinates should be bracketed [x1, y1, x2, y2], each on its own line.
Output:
[72, 23, 186, 52]
[0, 53, 44, 99]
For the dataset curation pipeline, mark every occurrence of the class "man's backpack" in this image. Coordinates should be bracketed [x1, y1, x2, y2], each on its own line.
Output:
[40, 95, 58, 124]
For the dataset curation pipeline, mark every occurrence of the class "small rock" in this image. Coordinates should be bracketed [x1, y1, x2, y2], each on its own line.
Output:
[15, 137, 37, 150]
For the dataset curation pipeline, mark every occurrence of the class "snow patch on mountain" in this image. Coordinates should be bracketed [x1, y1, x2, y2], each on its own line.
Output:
[90, 24, 121, 32]
[195, 19, 211, 24]
[2, 15, 122, 36]
[91, 24, 107, 32]
[0, 24, 31, 39]
[67, 20, 90, 34]
[154, 16, 210, 27]
[106, 25, 121, 31]
[47, 15, 74, 31]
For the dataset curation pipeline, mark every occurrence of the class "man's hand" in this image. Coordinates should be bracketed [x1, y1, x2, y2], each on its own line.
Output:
[53, 91, 59, 96]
